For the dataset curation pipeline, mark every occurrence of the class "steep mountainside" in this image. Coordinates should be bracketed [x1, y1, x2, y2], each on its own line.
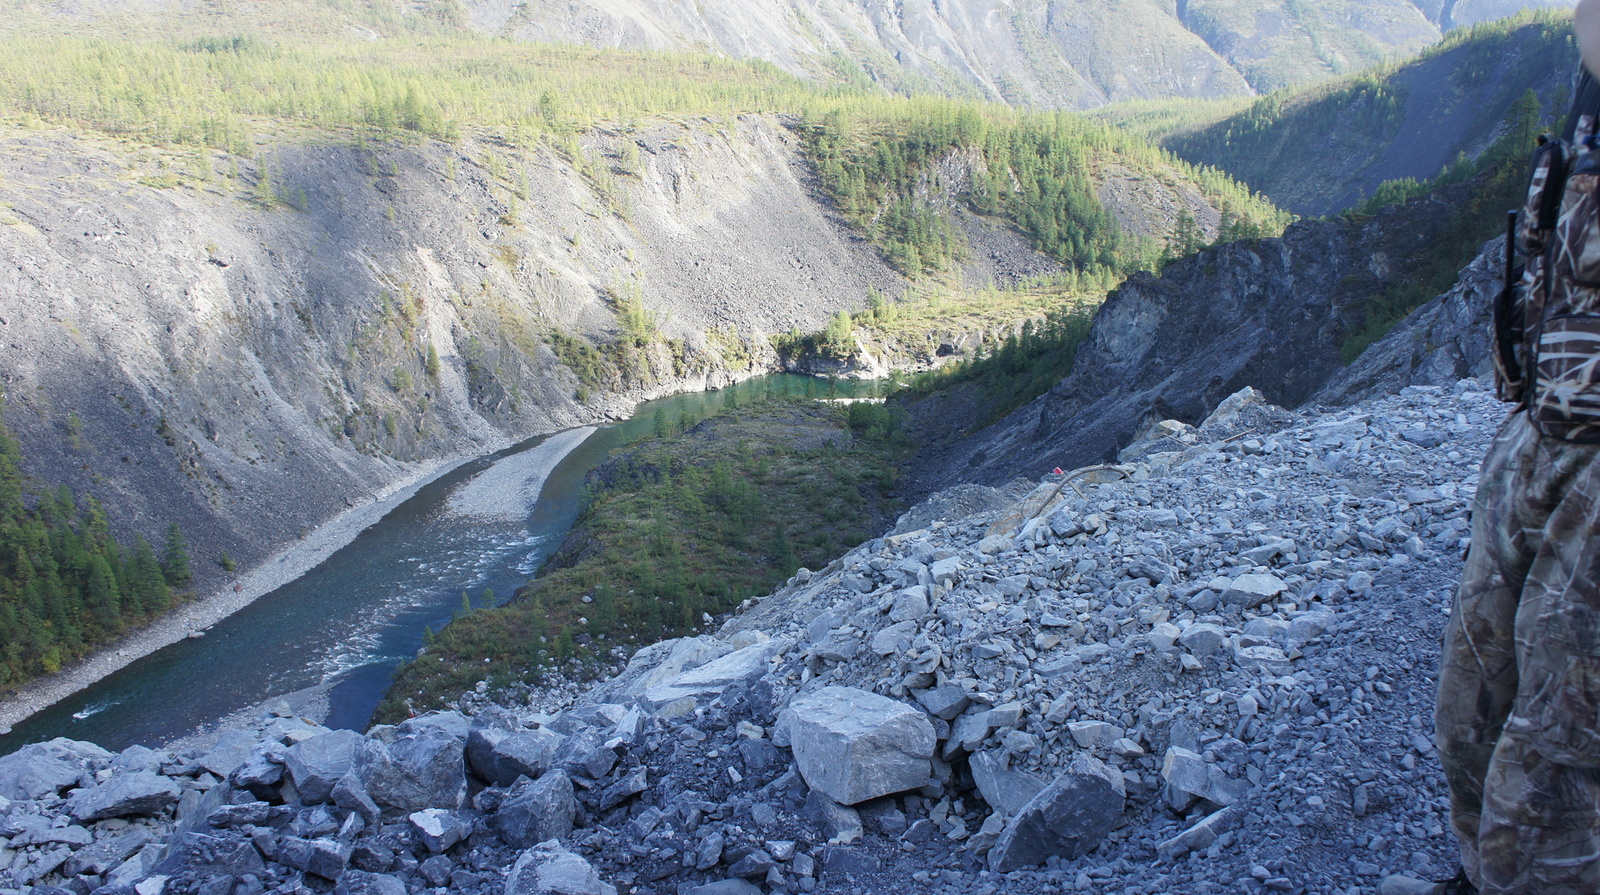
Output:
[897, 186, 1485, 494]
[0, 101, 1262, 602]
[1162, 13, 1576, 215]
[0, 117, 901, 595]
[21, 0, 1574, 109]
[464, 0, 1580, 102]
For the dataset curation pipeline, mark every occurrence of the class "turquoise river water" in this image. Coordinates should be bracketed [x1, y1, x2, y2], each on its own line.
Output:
[0, 375, 884, 754]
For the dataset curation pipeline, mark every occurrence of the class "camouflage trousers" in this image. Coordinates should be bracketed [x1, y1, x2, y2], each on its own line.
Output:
[1437, 409, 1600, 893]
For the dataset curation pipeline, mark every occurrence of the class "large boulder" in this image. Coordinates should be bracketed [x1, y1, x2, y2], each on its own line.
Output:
[640, 638, 790, 711]
[277, 835, 353, 880]
[505, 841, 617, 895]
[354, 724, 466, 812]
[336, 870, 409, 895]
[970, 750, 1047, 818]
[582, 636, 735, 706]
[988, 755, 1126, 871]
[783, 686, 935, 805]
[466, 727, 564, 787]
[152, 830, 266, 879]
[66, 770, 180, 822]
[283, 729, 363, 804]
[197, 729, 261, 779]
[496, 772, 577, 848]
[0, 738, 110, 800]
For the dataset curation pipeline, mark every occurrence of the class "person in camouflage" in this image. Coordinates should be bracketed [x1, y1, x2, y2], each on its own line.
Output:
[1421, 4, 1600, 893]
[1434, 414, 1600, 894]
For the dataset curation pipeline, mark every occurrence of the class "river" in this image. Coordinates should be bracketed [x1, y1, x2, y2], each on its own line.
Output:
[0, 374, 885, 754]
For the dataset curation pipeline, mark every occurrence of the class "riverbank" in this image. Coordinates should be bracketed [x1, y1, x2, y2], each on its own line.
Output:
[0, 449, 493, 738]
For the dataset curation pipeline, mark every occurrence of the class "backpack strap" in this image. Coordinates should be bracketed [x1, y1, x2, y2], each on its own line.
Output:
[1497, 69, 1600, 404]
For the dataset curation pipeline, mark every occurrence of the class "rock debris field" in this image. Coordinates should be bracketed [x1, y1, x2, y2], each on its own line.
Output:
[0, 380, 1500, 895]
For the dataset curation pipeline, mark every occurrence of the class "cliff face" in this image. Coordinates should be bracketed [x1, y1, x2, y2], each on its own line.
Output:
[0, 102, 1263, 598]
[0, 117, 903, 590]
[900, 192, 1477, 492]
[1165, 17, 1578, 217]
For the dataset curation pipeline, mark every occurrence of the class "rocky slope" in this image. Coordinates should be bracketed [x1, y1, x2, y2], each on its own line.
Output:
[0, 106, 1270, 607]
[1164, 14, 1577, 216]
[0, 368, 1501, 894]
[0, 116, 900, 597]
[463, 0, 1568, 105]
[898, 185, 1496, 496]
[39, 0, 1573, 110]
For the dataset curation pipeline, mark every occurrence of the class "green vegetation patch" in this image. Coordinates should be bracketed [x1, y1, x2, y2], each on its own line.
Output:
[1339, 88, 1548, 361]
[1161, 11, 1574, 215]
[896, 296, 1098, 429]
[799, 100, 1289, 278]
[0, 27, 810, 152]
[375, 396, 905, 722]
[0, 397, 189, 688]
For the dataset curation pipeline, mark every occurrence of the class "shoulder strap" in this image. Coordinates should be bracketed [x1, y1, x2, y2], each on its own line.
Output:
[1565, 68, 1600, 144]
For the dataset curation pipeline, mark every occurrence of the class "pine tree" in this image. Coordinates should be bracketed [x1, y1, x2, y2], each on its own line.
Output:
[127, 534, 171, 616]
[161, 522, 192, 588]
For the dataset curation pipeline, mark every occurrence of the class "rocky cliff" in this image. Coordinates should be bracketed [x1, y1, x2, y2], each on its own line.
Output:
[899, 187, 1493, 494]
[0, 117, 903, 594]
[1164, 14, 1577, 217]
[0, 102, 1274, 603]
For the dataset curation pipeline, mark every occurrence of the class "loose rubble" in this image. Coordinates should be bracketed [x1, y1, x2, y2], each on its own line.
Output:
[0, 381, 1496, 894]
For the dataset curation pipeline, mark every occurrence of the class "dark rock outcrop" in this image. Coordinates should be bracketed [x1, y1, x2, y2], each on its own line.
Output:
[903, 192, 1478, 493]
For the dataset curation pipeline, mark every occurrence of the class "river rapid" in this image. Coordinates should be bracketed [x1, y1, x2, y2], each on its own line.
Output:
[0, 375, 883, 754]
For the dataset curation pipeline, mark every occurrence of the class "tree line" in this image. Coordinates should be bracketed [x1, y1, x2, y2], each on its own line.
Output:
[0, 404, 190, 687]
[799, 99, 1289, 277]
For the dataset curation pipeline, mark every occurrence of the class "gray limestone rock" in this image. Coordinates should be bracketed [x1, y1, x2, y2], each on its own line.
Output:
[196, 729, 258, 779]
[639, 638, 789, 711]
[495, 771, 576, 849]
[1220, 573, 1288, 608]
[1287, 610, 1336, 650]
[784, 686, 935, 805]
[332, 771, 381, 827]
[1157, 806, 1244, 860]
[1234, 644, 1294, 673]
[0, 738, 109, 801]
[66, 771, 180, 822]
[466, 727, 564, 787]
[1178, 623, 1228, 657]
[504, 841, 617, 895]
[353, 724, 466, 812]
[870, 620, 917, 655]
[1161, 746, 1251, 810]
[988, 755, 1126, 872]
[803, 790, 864, 844]
[409, 808, 471, 854]
[65, 831, 151, 877]
[276, 835, 352, 880]
[969, 750, 1047, 817]
[687, 880, 762, 895]
[153, 830, 267, 879]
[335, 869, 409, 895]
[888, 587, 929, 622]
[283, 730, 363, 805]
[914, 684, 970, 721]
[1066, 720, 1119, 749]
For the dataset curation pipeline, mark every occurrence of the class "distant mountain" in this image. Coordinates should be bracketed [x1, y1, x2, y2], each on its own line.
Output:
[23, 0, 1575, 109]
[1160, 12, 1575, 215]
[460, 0, 1574, 106]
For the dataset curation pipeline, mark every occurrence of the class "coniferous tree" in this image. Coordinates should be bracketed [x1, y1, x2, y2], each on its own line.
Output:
[161, 522, 192, 588]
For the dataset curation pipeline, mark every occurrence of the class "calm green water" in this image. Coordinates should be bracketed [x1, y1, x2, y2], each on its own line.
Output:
[0, 375, 887, 754]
